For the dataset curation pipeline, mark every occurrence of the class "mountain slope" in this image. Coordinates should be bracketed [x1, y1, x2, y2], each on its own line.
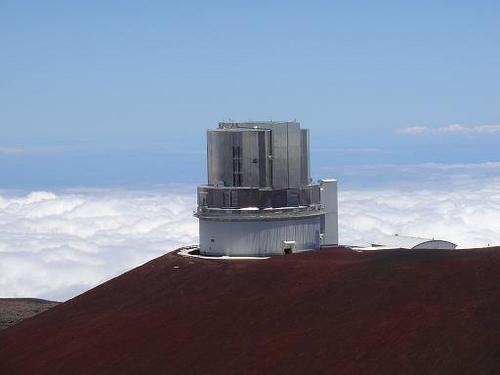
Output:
[1, 246, 500, 374]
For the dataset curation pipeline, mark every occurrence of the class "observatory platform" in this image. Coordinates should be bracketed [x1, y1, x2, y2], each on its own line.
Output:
[194, 121, 338, 256]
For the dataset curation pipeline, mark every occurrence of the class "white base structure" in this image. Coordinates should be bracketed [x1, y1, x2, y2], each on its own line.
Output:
[199, 215, 321, 257]
[372, 234, 457, 250]
[319, 179, 339, 246]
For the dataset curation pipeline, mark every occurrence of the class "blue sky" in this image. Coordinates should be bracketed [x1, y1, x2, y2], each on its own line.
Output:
[1, 0, 500, 189]
[2, 1, 500, 300]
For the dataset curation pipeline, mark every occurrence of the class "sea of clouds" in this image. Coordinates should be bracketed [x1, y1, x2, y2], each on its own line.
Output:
[1, 179, 500, 301]
[0, 189, 197, 301]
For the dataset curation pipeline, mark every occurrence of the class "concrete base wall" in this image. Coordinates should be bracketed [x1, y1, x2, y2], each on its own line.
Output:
[199, 216, 321, 256]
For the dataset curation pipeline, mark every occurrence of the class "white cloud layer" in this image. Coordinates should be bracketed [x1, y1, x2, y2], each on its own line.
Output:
[397, 124, 500, 135]
[1, 182, 500, 301]
[339, 183, 500, 249]
[0, 190, 198, 301]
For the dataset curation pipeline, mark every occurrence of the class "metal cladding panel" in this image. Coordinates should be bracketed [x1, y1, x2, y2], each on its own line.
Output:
[208, 129, 271, 188]
[240, 131, 260, 187]
[286, 189, 299, 206]
[271, 189, 288, 207]
[299, 187, 310, 206]
[312, 186, 320, 203]
[197, 186, 209, 207]
[258, 131, 272, 188]
[299, 184, 320, 206]
[286, 123, 302, 188]
[198, 185, 321, 209]
[219, 122, 303, 189]
[269, 123, 289, 189]
[259, 190, 273, 208]
[207, 130, 237, 186]
[210, 189, 223, 207]
[300, 129, 311, 185]
[199, 216, 321, 256]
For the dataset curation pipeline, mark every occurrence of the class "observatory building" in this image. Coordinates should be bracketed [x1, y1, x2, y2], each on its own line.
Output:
[372, 234, 457, 250]
[195, 121, 338, 256]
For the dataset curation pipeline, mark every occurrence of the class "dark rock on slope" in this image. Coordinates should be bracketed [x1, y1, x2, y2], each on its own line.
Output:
[0, 298, 59, 330]
[1, 247, 500, 375]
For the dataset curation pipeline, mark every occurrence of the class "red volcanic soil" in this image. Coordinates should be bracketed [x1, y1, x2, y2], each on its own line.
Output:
[2, 246, 500, 375]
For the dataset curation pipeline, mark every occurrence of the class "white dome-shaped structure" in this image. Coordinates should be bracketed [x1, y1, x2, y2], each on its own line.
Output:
[372, 235, 457, 250]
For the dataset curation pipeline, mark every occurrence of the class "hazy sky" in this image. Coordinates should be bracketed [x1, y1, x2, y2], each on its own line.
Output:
[1, 1, 500, 188]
